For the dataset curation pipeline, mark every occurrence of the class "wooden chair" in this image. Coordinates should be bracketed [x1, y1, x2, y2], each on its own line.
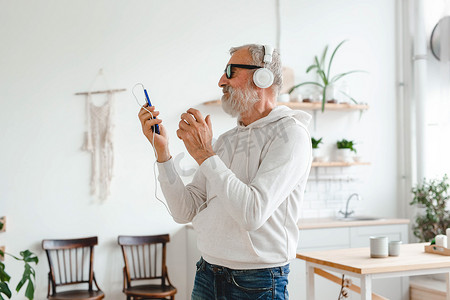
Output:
[42, 236, 105, 300]
[118, 234, 177, 300]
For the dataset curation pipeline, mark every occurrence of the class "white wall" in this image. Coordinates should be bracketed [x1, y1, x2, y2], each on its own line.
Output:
[282, 0, 397, 219]
[423, 0, 450, 178]
[0, 0, 397, 299]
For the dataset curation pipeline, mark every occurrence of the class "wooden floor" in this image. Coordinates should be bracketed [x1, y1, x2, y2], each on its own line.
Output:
[410, 276, 446, 300]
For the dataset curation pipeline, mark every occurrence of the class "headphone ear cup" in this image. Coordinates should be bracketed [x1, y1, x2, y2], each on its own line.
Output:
[253, 68, 274, 89]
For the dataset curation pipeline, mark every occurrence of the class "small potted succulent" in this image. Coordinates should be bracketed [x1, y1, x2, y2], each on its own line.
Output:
[336, 139, 356, 162]
[311, 137, 325, 162]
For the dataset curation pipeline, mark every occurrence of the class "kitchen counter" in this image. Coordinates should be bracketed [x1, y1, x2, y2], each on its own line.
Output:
[298, 217, 410, 229]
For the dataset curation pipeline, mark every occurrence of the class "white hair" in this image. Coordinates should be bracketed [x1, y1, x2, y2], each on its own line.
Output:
[229, 44, 283, 95]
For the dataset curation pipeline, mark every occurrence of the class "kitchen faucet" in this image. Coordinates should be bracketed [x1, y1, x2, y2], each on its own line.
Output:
[339, 193, 361, 218]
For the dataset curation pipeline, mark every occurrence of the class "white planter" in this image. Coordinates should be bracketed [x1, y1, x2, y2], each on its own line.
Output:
[312, 148, 326, 162]
[336, 148, 353, 162]
[277, 93, 290, 102]
[325, 84, 336, 101]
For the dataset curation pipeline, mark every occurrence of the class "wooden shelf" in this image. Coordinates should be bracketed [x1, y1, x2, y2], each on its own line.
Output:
[203, 100, 222, 106]
[202, 100, 369, 111]
[312, 161, 370, 167]
[280, 101, 369, 111]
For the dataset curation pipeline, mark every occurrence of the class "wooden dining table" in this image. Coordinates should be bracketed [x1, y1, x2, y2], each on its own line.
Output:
[296, 243, 450, 300]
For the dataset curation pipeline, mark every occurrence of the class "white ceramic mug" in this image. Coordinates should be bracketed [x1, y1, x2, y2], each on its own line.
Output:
[436, 234, 448, 248]
[389, 240, 402, 256]
[370, 236, 388, 258]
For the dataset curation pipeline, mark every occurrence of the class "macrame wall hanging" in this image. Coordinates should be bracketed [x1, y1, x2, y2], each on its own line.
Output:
[75, 69, 126, 201]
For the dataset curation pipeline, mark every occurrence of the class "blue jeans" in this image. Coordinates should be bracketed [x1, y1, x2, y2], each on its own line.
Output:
[191, 257, 290, 300]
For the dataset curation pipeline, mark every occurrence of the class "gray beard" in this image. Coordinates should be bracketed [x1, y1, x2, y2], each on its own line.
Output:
[221, 85, 260, 117]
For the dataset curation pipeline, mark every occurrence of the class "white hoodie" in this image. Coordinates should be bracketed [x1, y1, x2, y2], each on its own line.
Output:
[157, 105, 312, 269]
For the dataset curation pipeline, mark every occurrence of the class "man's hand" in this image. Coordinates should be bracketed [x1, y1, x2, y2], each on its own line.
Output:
[138, 104, 171, 162]
[177, 108, 215, 165]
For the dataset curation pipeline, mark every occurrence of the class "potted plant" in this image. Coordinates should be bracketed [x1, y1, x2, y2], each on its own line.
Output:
[336, 139, 356, 162]
[0, 248, 38, 300]
[311, 137, 324, 162]
[288, 40, 365, 112]
[410, 174, 450, 242]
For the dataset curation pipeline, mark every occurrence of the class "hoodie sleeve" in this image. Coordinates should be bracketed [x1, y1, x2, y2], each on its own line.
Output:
[157, 158, 207, 224]
[199, 122, 312, 231]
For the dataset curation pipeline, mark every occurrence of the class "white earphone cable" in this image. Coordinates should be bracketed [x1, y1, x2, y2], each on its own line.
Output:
[132, 83, 173, 217]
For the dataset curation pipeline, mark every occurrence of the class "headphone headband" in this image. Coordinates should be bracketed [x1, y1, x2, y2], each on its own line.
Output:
[263, 45, 274, 64]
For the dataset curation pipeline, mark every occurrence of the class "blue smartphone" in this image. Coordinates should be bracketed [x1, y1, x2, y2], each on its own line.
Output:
[143, 89, 160, 134]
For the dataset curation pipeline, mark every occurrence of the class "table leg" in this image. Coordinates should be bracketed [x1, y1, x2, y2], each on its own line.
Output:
[360, 275, 372, 300]
[306, 263, 315, 300]
[446, 272, 450, 300]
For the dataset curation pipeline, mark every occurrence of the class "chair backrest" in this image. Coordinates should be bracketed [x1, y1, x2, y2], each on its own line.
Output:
[118, 234, 170, 286]
[42, 236, 98, 294]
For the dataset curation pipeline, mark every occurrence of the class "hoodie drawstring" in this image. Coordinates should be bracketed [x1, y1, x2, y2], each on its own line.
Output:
[247, 128, 252, 182]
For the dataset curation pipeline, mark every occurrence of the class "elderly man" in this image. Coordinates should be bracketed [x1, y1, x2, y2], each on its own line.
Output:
[139, 44, 312, 300]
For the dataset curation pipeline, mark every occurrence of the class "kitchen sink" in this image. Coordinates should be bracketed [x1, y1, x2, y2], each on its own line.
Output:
[335, 216, 382, 222]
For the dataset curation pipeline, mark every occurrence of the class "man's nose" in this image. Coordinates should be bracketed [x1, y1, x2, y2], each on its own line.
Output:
[218, 73, 228, 88]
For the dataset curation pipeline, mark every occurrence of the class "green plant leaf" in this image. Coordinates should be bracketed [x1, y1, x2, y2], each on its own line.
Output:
[0, 262, 10, 283]
[336, 139, 356, 152]
[321, 85, 327, 112]
[0, 282, 11, 299]
[311, 137, 323, 149]
[24, 280, 34, 300]
[306, 64, 318, 73]
[317, 70, 328, 85]
[327, 40, 347, 80]
[20, 251, 38, 264]
[288, 81, 323, 94]
[16, 263, 34, 293]
[319, 45, 329, 69]
[0, 250, 37, 300]
[15, 274, 26, 292]
[314, 56, 321, 69]
[312, 56, 328, 84]
[330, 70, 366, 84]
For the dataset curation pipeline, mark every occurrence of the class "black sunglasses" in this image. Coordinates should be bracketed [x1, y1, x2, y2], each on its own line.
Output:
[224, 64, 262, 79]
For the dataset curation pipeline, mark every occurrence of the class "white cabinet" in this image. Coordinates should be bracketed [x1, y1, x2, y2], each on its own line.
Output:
[290, 223, 409, 300]
[299, 227, 350, 250]
[350, 224, 408, 248]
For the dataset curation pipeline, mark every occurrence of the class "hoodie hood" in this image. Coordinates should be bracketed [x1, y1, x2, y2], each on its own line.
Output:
[238, 105, 312, 129]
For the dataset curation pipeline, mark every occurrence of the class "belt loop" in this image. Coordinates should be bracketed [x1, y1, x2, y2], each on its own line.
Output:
[279, 266, 284, 276]
[201, 257, 206, 271]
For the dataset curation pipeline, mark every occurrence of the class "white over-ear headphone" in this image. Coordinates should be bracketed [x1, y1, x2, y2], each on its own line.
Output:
[253, 45, 274, 89]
